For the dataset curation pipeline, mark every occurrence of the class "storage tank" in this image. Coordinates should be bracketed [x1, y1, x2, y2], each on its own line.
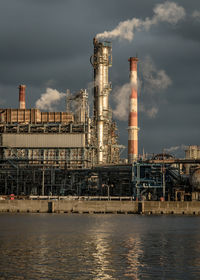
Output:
[190, 168, 200, 190]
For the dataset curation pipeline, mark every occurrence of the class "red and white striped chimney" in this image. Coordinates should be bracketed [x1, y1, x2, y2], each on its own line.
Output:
[19, 85, 26, 109]
[128, 57, 138, 163]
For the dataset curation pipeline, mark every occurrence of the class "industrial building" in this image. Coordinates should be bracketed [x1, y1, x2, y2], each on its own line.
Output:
[0, 39, 199, 200]
[0, 41, 120, 169]
[0, 108, 93, 169]
[0, 38, 120, 196]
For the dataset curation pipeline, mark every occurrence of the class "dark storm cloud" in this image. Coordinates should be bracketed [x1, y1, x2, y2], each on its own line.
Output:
[0, 0, 199, 157]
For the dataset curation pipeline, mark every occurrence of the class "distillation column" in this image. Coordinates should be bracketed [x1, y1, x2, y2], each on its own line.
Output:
[128, 57, 139, 163]
[91, 38, 112, 164]
[19, 84, 26, 109]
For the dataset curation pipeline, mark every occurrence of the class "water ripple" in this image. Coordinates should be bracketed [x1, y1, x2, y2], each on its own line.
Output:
[0, 214, 200, 279]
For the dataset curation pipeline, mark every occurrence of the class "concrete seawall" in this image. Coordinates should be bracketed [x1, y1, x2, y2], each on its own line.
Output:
[0, 200, 138, 214]
[1, 200, 200, 215]
[140, 201, 200, 215]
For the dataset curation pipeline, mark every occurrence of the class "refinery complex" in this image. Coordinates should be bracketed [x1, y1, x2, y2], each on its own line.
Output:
[0, 39, 200, 202]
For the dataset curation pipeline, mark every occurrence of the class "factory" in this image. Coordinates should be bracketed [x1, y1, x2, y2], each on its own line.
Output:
[0, 39, 119, 168]
[0, 39, 199, 200]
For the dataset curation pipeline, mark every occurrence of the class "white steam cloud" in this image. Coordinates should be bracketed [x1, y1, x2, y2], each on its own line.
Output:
[165, 145, 187, 153]
[96, 1, 185, 41]
[165, 146, 180, 153]
[192, 10, 200, 21]
[112, 83, 131, 121]
[139, 56, 172, 118]
[141, 56, 172, 93]
[35, 88, 65, 111]
[112, 56, 172, 120]
[139, 105, 158, 119]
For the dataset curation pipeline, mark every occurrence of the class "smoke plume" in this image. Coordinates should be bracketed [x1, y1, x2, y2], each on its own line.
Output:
[139, 105, 158, 119]
[112, 56, 172, 120]
[113, 83, 131, 121]
[35, 88, 65, 111]
[96, 1, 185, 41]
[165, 145, 187, 153]
[141, 56, 172, 93]
[192, 10, 200, 21]
[139, 56, 172, 118]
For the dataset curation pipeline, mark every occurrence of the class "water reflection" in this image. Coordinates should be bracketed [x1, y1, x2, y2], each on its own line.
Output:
[37, 234, 49, 275]
[124, 236, 143, 279]
[1, 215, 200, 279]
[92, 225, 116, 280]
[157, 232, 168, 273]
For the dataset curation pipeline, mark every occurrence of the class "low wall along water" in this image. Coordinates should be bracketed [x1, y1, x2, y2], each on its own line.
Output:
[1, 200, 200, 215]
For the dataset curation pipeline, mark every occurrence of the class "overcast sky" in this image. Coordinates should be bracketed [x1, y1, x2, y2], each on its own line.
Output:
[0, 0, 199, 157]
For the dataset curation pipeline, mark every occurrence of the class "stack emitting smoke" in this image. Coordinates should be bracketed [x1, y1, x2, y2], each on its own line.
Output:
[128, 57, 139, 163]
[96, 1, 185, 42]
[19, 85, 26, 109]
[91, 38, 112, 164]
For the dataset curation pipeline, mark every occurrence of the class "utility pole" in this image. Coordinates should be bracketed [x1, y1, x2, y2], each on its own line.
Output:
[107, 185, 110, 200]
[17, 165, 19, 196]
[162, 149, 165, 200]
[42, 166, 45, 196]
[66, 89, 70, 113]
[136, 163, 140, 200]
[162, 166, 166, 200]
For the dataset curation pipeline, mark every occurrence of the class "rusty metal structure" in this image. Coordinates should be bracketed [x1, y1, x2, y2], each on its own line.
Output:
[0, 89, 94, 169]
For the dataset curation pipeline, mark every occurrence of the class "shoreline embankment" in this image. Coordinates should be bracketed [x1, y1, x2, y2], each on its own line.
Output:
[1, 199, 200, 215]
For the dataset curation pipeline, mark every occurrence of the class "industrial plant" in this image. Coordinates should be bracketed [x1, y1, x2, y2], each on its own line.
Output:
[0, 38, 200, 202]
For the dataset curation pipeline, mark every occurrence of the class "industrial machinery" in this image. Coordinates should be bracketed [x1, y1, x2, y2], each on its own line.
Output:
[0, 39, 120, 169]
[0, 38, 120, 195]
[0, 93, 93, 169]
[90, 38, 119, 164]
[0, 39, 199, 200]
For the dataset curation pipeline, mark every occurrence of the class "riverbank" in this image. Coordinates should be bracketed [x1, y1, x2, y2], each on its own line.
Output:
[1, 199, 200, 215]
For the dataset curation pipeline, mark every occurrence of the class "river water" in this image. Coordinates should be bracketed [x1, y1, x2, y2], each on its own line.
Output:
[0, 214, 200, 280]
